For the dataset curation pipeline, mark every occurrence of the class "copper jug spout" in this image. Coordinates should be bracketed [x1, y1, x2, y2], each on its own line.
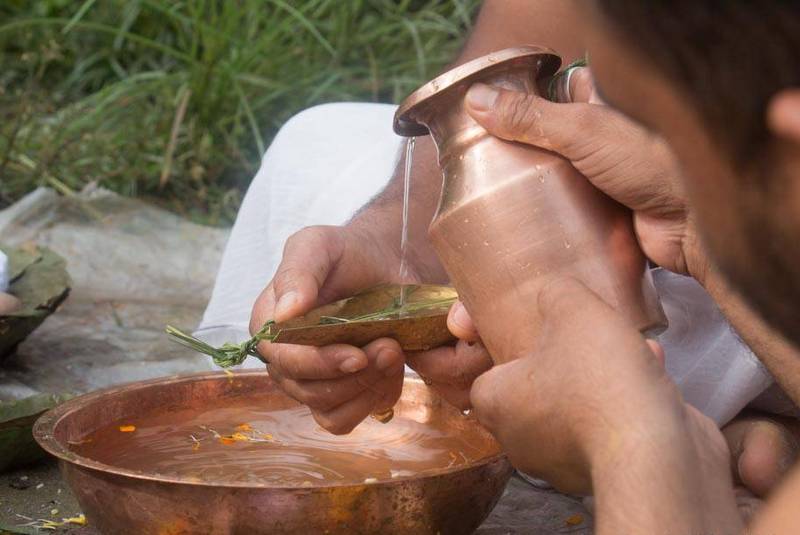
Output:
[394, 46, 667, 364]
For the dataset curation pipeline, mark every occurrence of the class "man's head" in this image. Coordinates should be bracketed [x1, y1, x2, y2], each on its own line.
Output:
[582, 0, 800, 345]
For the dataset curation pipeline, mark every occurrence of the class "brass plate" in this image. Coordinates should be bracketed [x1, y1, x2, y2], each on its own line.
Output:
[272, 284, 457, 351]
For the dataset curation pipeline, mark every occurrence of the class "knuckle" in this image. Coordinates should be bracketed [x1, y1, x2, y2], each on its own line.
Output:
[249, 313, 263, 337]
[469, 371, 500, 424]
[254, 340, 272, 362]
[269, 344, 290, 375]
[285, 226, 334, 254]
[273, 265, 304, 289]
[283, 228, 311, 251]
[572, 105, 598, 133]
[249, 289, 274, 335]
[305, 225, 334, 242]
[500, 93, 537, 135]
[283, 354, 304, 377]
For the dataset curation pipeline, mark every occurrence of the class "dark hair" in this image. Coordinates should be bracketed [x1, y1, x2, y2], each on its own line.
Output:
[596, 1, 800, 167]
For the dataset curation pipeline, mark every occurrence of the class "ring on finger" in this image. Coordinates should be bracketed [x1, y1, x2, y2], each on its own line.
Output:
[548, 58, 588, 103]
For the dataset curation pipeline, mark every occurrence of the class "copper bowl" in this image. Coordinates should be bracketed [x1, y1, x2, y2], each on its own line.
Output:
[33, 371, 512, 534]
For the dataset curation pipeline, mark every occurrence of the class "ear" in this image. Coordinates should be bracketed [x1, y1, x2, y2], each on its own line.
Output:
[767, 89, 800, 141]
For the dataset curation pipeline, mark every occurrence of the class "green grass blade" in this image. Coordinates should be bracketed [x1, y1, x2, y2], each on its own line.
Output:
[268, 0, 336, 57]
[62, 0, 98, 35]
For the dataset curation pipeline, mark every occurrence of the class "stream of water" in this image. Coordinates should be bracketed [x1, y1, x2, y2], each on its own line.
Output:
[398, 137, 416, 309]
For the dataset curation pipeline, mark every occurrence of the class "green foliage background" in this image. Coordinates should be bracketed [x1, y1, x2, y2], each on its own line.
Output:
[0, 0, 478, 224]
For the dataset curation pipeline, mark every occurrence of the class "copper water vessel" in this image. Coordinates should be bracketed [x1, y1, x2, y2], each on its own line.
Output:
[394, 46, 666, 364]
[34, 371, 511, 534]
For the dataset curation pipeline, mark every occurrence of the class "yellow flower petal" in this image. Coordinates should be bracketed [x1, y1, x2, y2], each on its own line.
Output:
[565, 514, 584, 526]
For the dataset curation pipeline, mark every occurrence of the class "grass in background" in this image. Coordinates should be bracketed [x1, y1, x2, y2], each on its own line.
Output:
[0, 0, 478, 224]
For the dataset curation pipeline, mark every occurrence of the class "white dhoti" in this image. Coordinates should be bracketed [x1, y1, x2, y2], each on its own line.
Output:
[197, 102, 774, 426]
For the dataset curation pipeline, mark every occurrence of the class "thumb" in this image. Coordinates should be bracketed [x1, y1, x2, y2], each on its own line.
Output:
[447, 300, 481, 342]
[466, 82, 676, 216]
[269, 226, 343, 322]
[465, 83, 593, 155]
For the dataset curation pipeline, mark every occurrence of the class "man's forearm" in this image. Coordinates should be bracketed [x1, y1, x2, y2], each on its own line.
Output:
[459, 0, 584, 64]
[591, 413, 742, 535]
[350, 0, 585, 281]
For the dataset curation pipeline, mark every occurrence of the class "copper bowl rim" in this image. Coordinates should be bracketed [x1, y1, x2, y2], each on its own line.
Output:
[393, 45, 561, 137]
[33, 370, 507, 490]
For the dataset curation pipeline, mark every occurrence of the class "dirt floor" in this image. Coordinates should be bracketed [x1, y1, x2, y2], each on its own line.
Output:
[0, 461, 92, 534]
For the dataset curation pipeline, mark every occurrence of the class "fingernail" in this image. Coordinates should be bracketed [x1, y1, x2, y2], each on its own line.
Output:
[339, 355, 366, 374]
[451, 302, 471, 329]
[376, 348, 402, 376]
[466, 84, 499, 112]
[274, 290, 299, 321]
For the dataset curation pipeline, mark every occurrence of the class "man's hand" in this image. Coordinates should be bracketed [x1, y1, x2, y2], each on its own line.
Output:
[250, 225, 403, 434]
[468, 278, 742, 533]
[461, 73, 800, 515]
[468, 278, 685, 493]
[250, 223, 493, 433]
[464, 70, 710, 283]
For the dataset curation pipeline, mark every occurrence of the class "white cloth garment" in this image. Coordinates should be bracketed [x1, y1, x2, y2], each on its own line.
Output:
[0, 250, 9, 292]
[197, 102, 774, 426]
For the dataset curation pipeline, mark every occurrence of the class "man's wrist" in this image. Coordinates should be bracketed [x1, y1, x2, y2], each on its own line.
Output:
[344, 218, 402, 274]
[588, 405, 741, 535]
[586, 399, 687, 477]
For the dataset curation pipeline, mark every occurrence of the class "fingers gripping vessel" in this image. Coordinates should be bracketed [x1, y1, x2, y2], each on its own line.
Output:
[394, 46, 666, 364]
